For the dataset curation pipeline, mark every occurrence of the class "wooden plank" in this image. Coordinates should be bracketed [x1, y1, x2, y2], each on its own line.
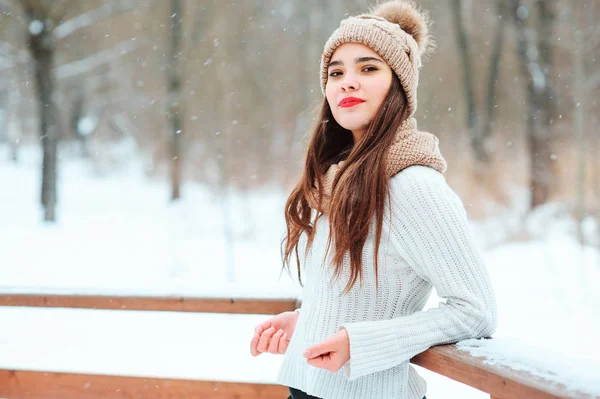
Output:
[411, 344, 596, 399]
[0, 369, 288, 399]
[0, 294, 300, 315]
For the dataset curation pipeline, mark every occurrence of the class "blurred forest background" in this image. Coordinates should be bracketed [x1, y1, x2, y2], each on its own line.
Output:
[1, 4, 599, 394]
[0, 0, 599, 242]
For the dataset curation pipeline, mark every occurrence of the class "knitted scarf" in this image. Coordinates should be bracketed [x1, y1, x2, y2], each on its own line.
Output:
[306, 117, 447, 214]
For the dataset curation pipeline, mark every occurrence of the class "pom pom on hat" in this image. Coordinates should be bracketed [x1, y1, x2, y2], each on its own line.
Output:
[371, 0, 433, 55]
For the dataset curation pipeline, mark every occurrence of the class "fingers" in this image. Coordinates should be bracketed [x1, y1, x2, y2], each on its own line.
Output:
[252, 328, 290, 356]
[304, 336, 334, 359]
[251, 318, 274, 357]
[307, 352, 334, 371]
[250, 332, 261, 356]
[251, 312, 295, 357]
[267, 329, 284, 353]
[278, 331, 289, 354]
[254, 319, 272, 336]
[257, 326, 276, 353]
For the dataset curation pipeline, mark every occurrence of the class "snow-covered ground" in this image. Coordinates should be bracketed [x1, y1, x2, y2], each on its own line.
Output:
[1, 143, 599, 398]
[0, 307, 283, 383]
[0, 143, 301, 298]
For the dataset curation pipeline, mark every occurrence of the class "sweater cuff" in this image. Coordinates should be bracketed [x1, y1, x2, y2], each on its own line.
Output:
[337, 322, 401, 381]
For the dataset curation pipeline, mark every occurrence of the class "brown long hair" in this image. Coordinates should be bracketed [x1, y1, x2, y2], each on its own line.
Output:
[281, 73, 410, 294]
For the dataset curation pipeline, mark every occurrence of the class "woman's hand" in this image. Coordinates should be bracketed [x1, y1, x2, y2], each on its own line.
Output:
[303, 328, 350, 373]
[250, 310, 299, 356]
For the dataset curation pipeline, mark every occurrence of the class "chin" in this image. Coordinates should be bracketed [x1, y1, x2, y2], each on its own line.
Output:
[338, 119, 369, 132]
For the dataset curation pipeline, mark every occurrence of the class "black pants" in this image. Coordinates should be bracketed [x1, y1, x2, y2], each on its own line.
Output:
[287, 387, 426, 399]
[287, 387, 320, 399]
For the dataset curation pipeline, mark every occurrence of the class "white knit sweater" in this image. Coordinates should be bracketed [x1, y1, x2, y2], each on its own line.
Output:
[276, 165, 498, 399]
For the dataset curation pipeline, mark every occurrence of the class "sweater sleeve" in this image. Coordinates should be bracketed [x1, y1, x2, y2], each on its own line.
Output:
[337, 166, 498, 381]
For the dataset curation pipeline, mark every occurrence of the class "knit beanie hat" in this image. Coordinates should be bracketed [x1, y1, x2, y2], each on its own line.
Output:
[320, 0, 433, 117]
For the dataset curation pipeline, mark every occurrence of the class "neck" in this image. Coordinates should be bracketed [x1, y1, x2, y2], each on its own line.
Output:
[351, 129, 366, 143]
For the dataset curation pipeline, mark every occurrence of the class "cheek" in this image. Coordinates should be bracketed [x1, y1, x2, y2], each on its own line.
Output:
[370, 82, 391, 110]
[325, 87, 336, 108]
[326, 93, 339, 117]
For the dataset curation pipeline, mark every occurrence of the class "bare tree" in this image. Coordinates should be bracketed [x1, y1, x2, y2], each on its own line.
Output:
[484, 0, 507, 147]
[450, 0, 507, 166]
[570, 1, 600, 246]
[451, 0, 481, 160]
[2, 0, 138, 221]
[24, 1, 60, 221]
[167, 0, 183, 200]
[574, 26, 585, 245]
[509, 0, 557, 209]
[0, 24, 29, 162]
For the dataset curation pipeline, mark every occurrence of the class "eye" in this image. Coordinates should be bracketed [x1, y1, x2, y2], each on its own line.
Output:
[363, 66, 378, 72]
[329, 71, 342, 77]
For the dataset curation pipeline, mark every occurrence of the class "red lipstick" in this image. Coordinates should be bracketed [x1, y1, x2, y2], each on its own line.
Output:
[339, 97, 365, 108]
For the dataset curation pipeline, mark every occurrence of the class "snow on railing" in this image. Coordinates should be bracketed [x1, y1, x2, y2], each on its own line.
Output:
[413, 341, 598, 399]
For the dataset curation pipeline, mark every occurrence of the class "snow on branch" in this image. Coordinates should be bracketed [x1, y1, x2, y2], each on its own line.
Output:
[53, 0, 137, 41]
[55, 38, 145, 80]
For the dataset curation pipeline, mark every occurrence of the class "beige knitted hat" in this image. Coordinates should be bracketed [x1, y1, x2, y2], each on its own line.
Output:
[320, 0, 433, 117]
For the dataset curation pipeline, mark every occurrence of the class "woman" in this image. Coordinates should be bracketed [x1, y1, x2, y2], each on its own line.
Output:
[250, 1, 498, 398]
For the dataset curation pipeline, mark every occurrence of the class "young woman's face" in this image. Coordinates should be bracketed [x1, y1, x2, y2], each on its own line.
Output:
[325, 43, 393, 141]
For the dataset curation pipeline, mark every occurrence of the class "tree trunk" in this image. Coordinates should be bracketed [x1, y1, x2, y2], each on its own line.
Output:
[483, 0, 506, 143]
[510, 0, 556, 209]
[30, 26, 58, 222]
[534, 0, 557, 208]
[574, 29, 585, 246]
[168, 0, 183, 200]
[451, 0, 486, 164]
[216, 104, 235, 283]
[7, 86, 21, 163]
[211, 15, 235, 282]
[283, 0, 314, 185]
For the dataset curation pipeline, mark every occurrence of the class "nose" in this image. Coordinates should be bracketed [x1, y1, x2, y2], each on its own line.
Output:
[341, 77, 360, 91]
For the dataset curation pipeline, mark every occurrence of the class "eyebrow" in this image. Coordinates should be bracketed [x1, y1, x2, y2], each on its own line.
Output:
[327, 56, 384, 69]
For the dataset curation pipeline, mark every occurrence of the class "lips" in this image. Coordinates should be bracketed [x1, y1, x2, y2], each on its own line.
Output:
[339, 97, 365, 108]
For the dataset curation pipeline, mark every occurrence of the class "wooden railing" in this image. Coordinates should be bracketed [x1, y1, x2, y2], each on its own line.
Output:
[0, 293, 300, 314]
[411, 344, 593, 399]
[0, 371, 288, 399]
[0, 294, 596, 399]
